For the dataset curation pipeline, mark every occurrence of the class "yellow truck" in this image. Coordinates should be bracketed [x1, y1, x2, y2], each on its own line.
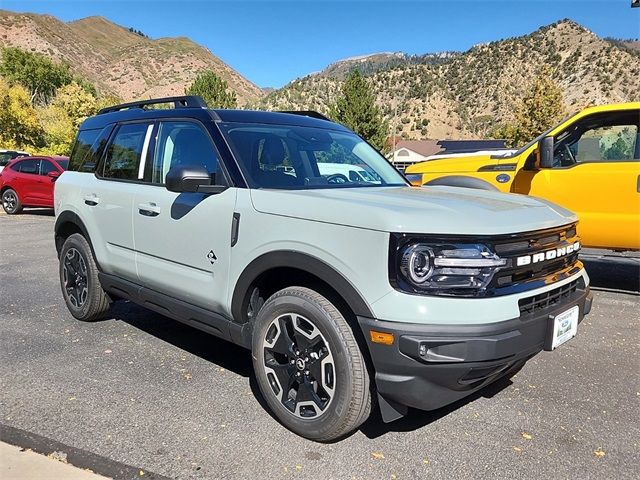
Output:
[404, 103, 640, 250]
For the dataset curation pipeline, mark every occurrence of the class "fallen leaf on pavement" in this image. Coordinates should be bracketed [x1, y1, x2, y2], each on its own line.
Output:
[594, 449, 606, 458]
[513, 446, 522, 453]
[522, 432, 533, 440]
[371, 452, 385, 460]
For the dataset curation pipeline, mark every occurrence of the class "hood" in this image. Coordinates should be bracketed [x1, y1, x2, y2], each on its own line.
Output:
[250, 186, 577, 235]
[404, 154, 495, 174]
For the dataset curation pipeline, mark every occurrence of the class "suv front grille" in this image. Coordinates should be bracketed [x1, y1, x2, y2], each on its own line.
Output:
[518, 278, 583, 316]
[487, 223, 582, 295]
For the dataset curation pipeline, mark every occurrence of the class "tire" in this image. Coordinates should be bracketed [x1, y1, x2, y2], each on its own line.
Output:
[2, 188, 23, 214]
[59, 233, 111, 322]
[252, 287, 371, 442]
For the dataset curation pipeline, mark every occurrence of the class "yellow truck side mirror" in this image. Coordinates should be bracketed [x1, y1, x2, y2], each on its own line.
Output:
[538, 137, 554, 168]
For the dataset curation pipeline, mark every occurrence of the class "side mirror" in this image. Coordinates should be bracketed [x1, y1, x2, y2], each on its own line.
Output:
[538, 136, 554, 169]
[165, 165, 227, 194]
[48, 170, 61, 179]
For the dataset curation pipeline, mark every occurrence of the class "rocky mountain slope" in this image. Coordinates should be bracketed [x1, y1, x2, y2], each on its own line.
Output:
[256, 20, 640, 139]
[0, 10, 263, 105]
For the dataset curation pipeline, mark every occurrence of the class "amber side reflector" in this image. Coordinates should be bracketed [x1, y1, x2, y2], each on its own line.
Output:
[370, 330, 394, 345]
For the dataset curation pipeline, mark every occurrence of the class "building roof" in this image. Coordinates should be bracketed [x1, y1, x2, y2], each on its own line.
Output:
[392, 140, 443, 157]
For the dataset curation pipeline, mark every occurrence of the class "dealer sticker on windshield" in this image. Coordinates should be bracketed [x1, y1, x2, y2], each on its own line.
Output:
[551, 305, 579, 349]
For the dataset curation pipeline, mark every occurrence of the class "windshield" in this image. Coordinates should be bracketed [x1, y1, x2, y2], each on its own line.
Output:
[220, 123, 407, 189]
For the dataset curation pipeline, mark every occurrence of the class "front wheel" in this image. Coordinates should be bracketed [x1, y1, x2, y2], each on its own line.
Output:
[252, 287, 371, 442]
[2, 188, 22, 214]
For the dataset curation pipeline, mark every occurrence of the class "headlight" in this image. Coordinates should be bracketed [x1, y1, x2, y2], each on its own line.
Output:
[392, 239, 506, 296]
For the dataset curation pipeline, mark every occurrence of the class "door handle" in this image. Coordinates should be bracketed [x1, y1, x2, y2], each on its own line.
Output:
[138, 202, 161, 217]
[83, 194, 100, 206]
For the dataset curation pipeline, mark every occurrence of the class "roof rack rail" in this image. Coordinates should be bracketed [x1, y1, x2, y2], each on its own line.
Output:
[280, 111, 332, 121]
[97, 96, 209, 115]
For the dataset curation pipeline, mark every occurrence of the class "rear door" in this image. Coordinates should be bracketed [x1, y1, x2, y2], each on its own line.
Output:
[83, 121, 154, 280]
[13, 158, 41, 204]
[132, 119, 236, 312]
[522, 110, 640, 250]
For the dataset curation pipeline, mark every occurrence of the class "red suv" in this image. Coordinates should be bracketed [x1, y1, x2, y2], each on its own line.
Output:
[0, 156, 69, 214]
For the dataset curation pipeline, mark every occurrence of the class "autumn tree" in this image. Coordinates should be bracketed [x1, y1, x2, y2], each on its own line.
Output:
[0, 47, 73, 105]
[331, 70, 388, 152]
[0, 78, 45, 150]
[39, 82, 103, 155]
[493, 66, 566, 147]
[186, 71, 237, 109]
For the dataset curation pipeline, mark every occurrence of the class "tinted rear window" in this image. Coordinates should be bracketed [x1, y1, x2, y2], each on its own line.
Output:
[69, 127, 112, 172]
[16, 159, 41, 174]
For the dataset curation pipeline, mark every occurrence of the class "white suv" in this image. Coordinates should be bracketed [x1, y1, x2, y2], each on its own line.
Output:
[55, 96, 593, 441]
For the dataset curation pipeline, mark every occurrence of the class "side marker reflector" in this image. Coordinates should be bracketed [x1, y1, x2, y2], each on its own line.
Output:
[370, 330, 394, 345]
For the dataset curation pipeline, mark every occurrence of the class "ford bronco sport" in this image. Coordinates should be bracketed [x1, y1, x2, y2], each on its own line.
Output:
[55, 96, 593, 441]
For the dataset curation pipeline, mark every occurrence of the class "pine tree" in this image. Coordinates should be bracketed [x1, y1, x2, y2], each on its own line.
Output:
[331, 70, 388, 152]
[186, 71, 237, 109]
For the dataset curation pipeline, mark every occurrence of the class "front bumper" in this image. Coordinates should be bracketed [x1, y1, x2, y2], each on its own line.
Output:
[358, 281, 593, 422]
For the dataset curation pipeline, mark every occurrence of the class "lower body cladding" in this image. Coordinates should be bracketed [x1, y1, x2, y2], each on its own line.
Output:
[358, 279, 593, 422]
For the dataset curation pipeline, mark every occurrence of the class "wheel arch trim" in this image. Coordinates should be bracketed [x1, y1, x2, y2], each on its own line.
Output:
[231, 250, 375, 324]
[54, 211, 97, 263]
[423, 175, 499, 191]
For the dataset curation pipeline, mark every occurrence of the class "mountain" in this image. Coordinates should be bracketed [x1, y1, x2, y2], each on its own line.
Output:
[316, 51, 458, 80]
[0, 10, 263, 105]
[256, 20, 640, 139]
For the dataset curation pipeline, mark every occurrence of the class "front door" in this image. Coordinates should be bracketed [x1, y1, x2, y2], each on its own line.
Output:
[515, 110, 640, 250]
[133, 120, 237, 313]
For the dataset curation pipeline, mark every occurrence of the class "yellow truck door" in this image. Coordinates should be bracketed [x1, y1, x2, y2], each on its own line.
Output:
[514, 109, 640, 250]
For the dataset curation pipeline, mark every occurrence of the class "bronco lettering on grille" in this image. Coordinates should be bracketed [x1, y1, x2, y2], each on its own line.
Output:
[516, 241, 580, 267]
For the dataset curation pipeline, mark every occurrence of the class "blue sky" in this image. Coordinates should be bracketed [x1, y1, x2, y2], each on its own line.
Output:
[3, 0, 639, 87]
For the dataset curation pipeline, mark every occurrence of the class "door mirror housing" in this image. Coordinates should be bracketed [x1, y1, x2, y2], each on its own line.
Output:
[538, 136, 554, 169]
[47, 170, 61, 179]
[165, 165, 227, 194]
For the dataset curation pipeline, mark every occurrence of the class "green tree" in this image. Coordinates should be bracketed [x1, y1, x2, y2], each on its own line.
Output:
[493, 66, 566, 147]
[331, 70, 388, 152]
[0, 47, 73, 105]
[39, 82, 102, 155]
[186, 71, 237, 109]
[0, 78, 45, 150]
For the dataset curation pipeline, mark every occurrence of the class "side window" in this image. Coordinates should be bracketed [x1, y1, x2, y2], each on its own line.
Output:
[574, 125, 637, 162]
[40, 160, 57, 175]
[69, 129, 100, 172]
[553, 112, 639, 167]
[102, 123, 152, 180]
[348, 170, 361, 182]
[16, 159, 40, 175]
[148, 121, 221, 185]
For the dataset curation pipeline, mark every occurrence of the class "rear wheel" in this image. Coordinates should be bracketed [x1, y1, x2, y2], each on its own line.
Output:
[2, 189, 22, 214]
[59, 233, 111, 322]
[252, 287, 371, 442]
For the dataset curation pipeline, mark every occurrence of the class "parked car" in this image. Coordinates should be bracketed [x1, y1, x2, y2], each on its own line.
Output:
[1, 156, 69, 214]
[317, 162, 381, 184]
[54, 96, 591, 441]
[404, 102, 640, 250]
[0, 149, 30, 172]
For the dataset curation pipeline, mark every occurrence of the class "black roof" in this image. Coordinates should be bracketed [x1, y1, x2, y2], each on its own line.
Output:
[80, 106, 348, 132]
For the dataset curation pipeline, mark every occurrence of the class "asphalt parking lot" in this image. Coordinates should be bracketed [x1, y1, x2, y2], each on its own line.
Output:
[1, 211, 638, 480]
